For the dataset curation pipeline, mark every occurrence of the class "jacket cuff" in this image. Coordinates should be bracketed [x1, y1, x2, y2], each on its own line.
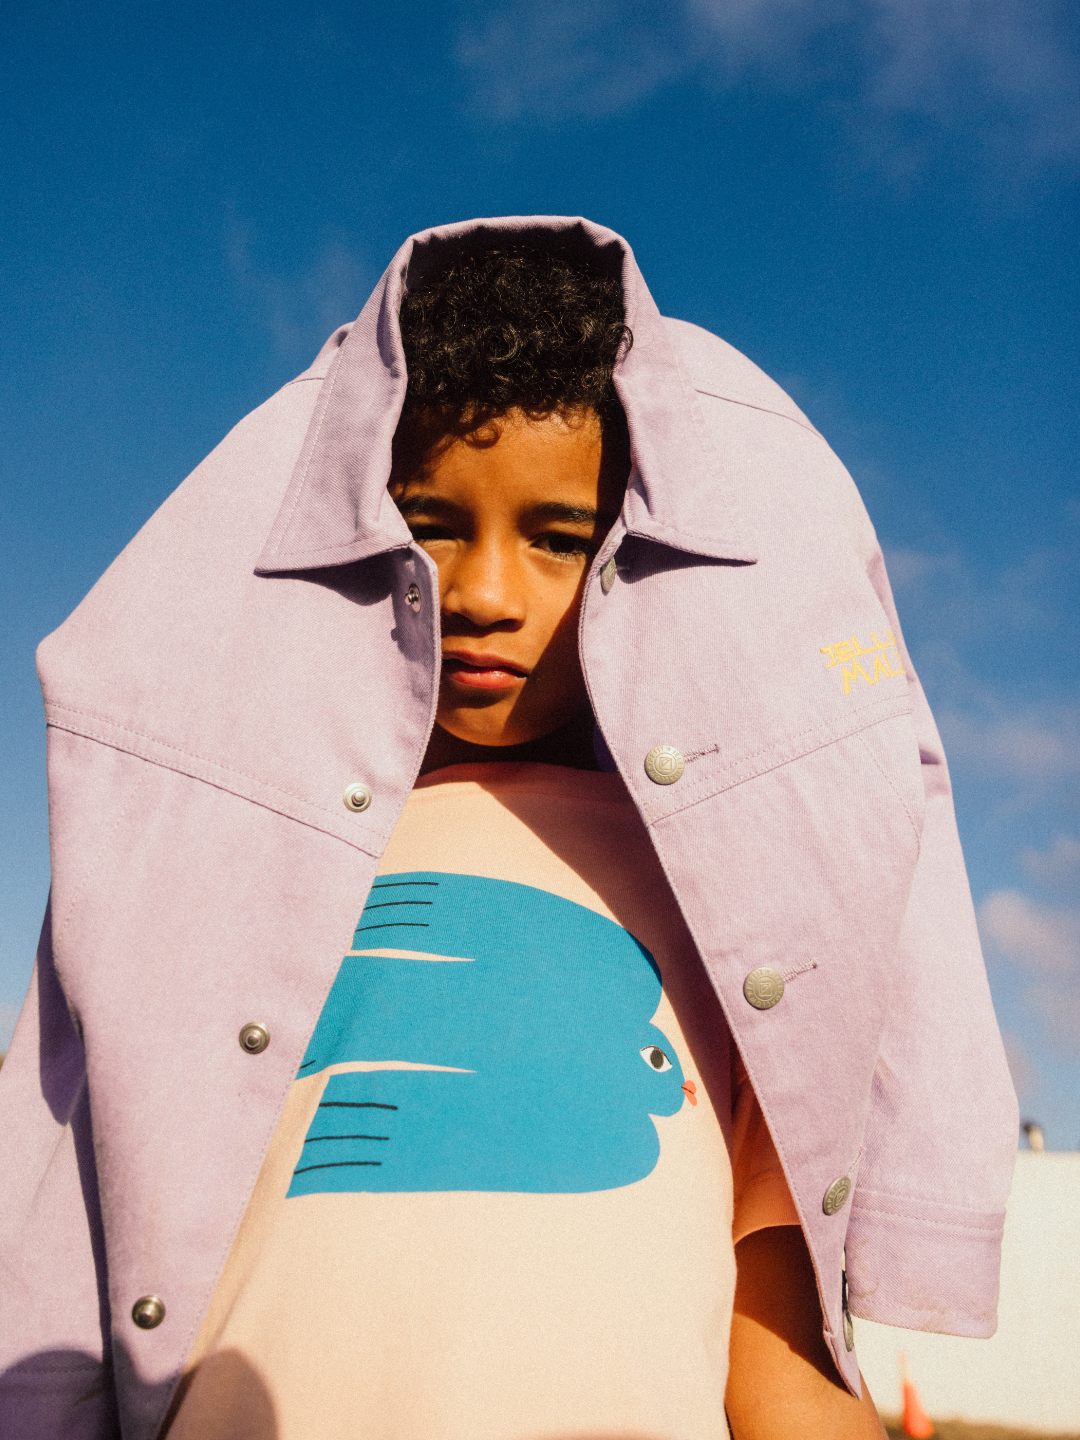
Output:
[845, 1189, 1005, 1337]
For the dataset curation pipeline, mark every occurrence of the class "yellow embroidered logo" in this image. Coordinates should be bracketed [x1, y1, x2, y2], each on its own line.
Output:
[820, 632, 906, 696]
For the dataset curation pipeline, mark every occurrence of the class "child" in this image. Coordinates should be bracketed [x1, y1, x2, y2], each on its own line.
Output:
[0, 217, 1017, 1440]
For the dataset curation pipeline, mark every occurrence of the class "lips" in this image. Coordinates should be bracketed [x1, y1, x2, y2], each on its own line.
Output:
[442, 652, 529, 691]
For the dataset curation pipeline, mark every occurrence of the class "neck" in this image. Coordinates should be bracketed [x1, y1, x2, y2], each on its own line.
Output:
[419, 709, 601, 776]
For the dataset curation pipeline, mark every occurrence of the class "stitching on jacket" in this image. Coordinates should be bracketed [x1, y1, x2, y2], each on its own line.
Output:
[268, 342, 347, 558]
[47, 704, 342, 819]
[261, 531, 412, 559]
[850, 1189, 1006, 1224]
[624, 512, 750, 559]
[850, 1196, 1004, 1232]
[645, 694, 913, 823]
[850, 1204, 1003, 1235]
[656, 692, 911, 804]
[44, 707, 386, 857]
[720, 692, 910, 773]
[693, 387, 823, 437]
[848, 1297, 995, 1332]
[685, 742, 720, 765]
[666, 337, 749, 550]
[854, 726, 922, 847]
[646, 729, 843, 823]
[781, 959, 818, 982]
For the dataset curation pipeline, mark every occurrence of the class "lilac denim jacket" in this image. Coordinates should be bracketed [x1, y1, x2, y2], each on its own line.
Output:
[0, 217, 1017, 1439]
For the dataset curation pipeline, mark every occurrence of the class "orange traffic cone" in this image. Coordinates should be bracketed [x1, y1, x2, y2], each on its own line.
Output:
[899, 1353, 934, 1438]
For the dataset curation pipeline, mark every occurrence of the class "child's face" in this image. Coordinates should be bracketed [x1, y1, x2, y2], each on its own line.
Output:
[390, 408, 627, 747]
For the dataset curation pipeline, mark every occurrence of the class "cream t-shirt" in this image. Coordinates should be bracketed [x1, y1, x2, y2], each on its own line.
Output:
[168, 764, 797, 1440]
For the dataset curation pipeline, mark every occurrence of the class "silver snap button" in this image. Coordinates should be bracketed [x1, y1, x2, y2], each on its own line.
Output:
[405, 584, 421, 612]
[238, 1023, 270, 1055]
[600, 558, 618, 593]
[743, 967, 785, 1010]
[823, 1175, 852, 1216]
[343, 783, 372, 813]
[132, 1295, 165, 1330]
[644, 745, 685, 785]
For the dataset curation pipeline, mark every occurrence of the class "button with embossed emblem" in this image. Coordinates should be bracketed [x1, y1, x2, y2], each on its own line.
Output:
[405, 584, 421, 612]
[823, 1175, 852, 1216]
[600, 558, 618, 593]
[132, 1295, 165, 1330]
[644, 745, 685, 785]
[743, 967, 785, 1010]
[343, 783, 372, 813]
[239, 1023, 270, 1055]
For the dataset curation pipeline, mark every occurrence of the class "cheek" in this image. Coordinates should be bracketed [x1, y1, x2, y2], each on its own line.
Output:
[536, 584, 587, 675]
[430, 549, 454, 592]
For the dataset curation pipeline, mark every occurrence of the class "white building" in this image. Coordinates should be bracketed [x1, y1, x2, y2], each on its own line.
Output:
[855, 1151, 1080, 1433]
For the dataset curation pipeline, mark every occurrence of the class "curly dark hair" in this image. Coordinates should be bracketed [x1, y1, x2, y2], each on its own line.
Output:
[398, 241, 632, 432]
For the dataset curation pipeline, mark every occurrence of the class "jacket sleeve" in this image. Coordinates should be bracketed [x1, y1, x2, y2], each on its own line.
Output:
[844, 548, 1019, 1337]
[0, 903, 119, 1438]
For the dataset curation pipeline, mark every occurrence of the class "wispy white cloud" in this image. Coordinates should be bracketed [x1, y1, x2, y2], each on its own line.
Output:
[880, 542, 1079, 809]
[1001, 1031, 1038, 1104]
[936, 702, 1080, 789]
[980, 888, 1079, 975]
[226, 214, 372, 365]
[883, 531, 1079, 1083]
[880, 547, 946, 591]
[1026, 986, 1080, 1052]
[457, 0, 1079, 167]
[857, 0, 1078, 140]
[1023, 834, 1080, 893]
[980, 889, 1080, 1050]
[885, 541, 1066, 645]
[686, 0, 847, 76]
[456, 0, 701, 121]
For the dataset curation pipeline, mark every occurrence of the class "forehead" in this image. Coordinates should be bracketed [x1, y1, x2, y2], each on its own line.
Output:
[391, 408, 626, 517]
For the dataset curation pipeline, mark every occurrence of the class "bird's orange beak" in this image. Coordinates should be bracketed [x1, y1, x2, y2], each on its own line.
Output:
[681, 1080, 697, 1107]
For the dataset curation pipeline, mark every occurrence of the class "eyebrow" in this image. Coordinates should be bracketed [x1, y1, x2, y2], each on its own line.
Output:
[394, 493, 617, 528]
[531, 501, 617, 527]
[393, 494, 458, 520]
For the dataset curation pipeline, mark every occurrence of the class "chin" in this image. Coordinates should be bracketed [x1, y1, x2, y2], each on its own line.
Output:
[438, 715, 536, 748]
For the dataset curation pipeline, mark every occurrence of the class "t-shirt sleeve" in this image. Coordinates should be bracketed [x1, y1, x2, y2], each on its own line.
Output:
[731, 1053, 801, 1245]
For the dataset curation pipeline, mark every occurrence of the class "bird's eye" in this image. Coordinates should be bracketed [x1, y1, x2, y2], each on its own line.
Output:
[640, 1045, 672, 1072]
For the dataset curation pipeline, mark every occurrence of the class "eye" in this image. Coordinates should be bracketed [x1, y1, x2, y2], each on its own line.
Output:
[534, 532, 593, 560]
[407, 523, 456, 544]
[640, 1045, 672, 1072]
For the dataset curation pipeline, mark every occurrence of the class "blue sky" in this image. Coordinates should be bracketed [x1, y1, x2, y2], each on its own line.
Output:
[2, 1, 1077, 1141]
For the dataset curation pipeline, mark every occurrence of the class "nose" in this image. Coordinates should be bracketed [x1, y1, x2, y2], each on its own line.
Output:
[440, 539, 526, 631]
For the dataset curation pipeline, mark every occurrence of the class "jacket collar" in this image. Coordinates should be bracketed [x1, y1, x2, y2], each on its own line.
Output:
[256, 216, 757, 573]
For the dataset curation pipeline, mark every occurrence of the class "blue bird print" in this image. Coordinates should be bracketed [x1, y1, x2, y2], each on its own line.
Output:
[287, 873, 690, 1197]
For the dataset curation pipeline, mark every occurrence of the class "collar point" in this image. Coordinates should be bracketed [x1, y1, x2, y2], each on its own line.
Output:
[255, 533, 412, 575]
